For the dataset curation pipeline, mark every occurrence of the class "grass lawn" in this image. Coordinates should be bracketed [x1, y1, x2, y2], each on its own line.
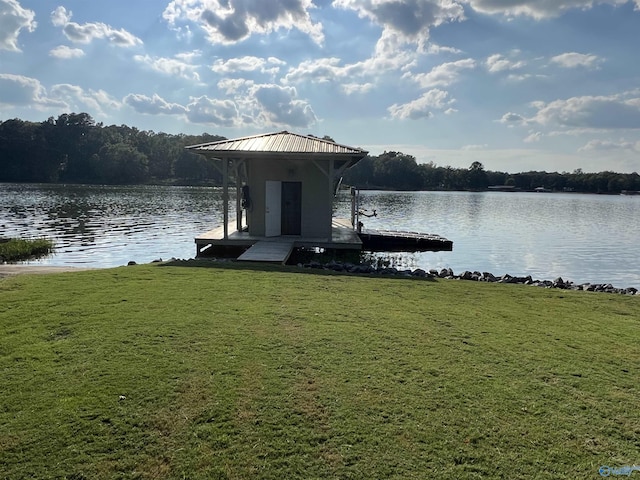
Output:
[0, 261, 638, 479]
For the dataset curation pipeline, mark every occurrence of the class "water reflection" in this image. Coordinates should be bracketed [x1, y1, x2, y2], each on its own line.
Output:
[336, 190, 640, 288]
[1, 184, 228, 266]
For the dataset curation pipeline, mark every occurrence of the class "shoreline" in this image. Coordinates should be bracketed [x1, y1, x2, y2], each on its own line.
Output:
[0, 265, 97, 278]
[294, 261, 640, 295]
[2, 260, 638, 295]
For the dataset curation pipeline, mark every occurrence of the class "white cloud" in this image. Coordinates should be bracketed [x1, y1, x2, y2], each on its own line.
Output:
[524, 131, 543, 143]
[123, 83, 317, 129]
[50, 5, 71, 27]
[51, 6, 142, 47]
[507, 73, 536, 82]
[0, 78, 116, 117]
[333, 0, 465, 45]
[163, 0, 324, 45]
[283, 50, 413, 95]
[578, 139, 640, 152]
[124, 93, 187, 116]
[280, 21, 420, 93]
[550, 52, 602, 69]
[0, 73, 61, 107]
[342, 82, 374, 95]
[185, 96, 242, 127]
[283, 54, 473, 117]
[486, 53, 526, 73]
[462, 144, 489, 150]
[388, 88, 455, 119]
[217, 78, 254, 95]
[499, 112, 526, 125]
[51, 84, 121, 114]
[49, 45, 85, 59]
[284, 57, 345, 84]
[124, 92, 241, 126]
[465, 0, 634, 19]
[530, 93, 640, 129]
[134, 54, 201, 81]
[427, 43, 464, 55]
[408, 58, 476, 88]
[0, 0, 36, 51]
[211, 56, 285, 75]
[250, 84, 317, 127]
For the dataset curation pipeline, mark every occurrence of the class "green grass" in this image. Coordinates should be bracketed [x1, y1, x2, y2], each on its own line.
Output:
[0, 261, 638, 479]
[0, 237, 54, 262]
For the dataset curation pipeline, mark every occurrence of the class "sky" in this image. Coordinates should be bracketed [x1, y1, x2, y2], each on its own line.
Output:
[1, 0, 640, 173]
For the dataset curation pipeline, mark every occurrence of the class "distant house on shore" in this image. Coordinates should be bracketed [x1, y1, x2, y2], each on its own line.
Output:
[488, 185, 519, 192]
[186, 131, 368, 256]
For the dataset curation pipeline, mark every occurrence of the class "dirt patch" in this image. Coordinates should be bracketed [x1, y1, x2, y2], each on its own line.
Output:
[0, 265, 96, 278]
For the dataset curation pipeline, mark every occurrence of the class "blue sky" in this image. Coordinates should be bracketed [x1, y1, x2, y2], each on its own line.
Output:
[1, 0, 640, 173]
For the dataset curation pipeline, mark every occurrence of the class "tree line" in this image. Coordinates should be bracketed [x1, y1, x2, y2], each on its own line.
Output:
[0, 113, 224, 185]
[343, 152, 640, 194]
[2, 113, 639, 193]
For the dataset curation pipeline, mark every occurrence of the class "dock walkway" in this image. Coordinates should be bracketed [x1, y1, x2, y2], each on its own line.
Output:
[237, 240, 295, 264]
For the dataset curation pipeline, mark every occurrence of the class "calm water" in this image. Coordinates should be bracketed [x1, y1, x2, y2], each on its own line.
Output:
[2, 183, 639, 288]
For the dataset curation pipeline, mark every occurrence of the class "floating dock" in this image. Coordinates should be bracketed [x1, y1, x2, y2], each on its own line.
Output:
[358, 228, 453, 252]
[195, 218, 452, 263]
[195, 218, 362, 261]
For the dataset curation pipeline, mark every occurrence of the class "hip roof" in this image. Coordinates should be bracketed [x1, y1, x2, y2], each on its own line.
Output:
[187, 131, 368, 158]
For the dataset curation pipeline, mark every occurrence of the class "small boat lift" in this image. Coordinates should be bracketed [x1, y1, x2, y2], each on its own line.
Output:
[349, 187, 453, 252]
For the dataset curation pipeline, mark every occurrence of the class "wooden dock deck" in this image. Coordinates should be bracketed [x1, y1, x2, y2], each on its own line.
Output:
[195, 218, 362, 258]
[358, 228, 453, 252]
[195, 218, 452, 261]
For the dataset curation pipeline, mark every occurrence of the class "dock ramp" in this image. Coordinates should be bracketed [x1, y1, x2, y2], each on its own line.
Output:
[237, 240, 295, 264]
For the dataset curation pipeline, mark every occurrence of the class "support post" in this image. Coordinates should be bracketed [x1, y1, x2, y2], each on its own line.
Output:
[235, 161, 242, 232]
[351, 186, 356, 228]
[329, 159, 334, 197]
[222, 158, 229, 239]
[328, 159, 334, 242]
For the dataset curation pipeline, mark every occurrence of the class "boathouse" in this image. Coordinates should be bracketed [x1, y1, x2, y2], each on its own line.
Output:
[187, 131, 368, 261]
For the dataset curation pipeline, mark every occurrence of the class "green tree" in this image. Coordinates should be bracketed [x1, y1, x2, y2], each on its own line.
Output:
[468, 161, 488, 190]
[97, 143, 149, 184]
[372, 152, 423, 190]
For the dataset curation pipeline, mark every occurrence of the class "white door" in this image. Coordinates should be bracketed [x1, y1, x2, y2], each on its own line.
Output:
[265, 180, 281, 237]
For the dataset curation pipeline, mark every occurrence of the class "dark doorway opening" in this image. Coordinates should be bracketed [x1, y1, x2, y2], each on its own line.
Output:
[281, 181, 302, 235]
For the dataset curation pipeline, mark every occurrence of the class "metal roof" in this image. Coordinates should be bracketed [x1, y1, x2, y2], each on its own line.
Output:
[187, 131, 368, 158]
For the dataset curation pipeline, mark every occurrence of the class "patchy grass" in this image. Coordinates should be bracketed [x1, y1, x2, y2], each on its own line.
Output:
[0, 237, 54, 262]
[0, 262, 638, 479]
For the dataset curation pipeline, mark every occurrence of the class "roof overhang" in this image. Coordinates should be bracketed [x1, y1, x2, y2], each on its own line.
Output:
[186, 130, 368, 165]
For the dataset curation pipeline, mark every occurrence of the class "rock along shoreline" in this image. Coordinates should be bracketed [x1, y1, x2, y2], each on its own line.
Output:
[5, 259, 637, 296]
[297, 260, 639, 296]
[132, 258, 638, 296]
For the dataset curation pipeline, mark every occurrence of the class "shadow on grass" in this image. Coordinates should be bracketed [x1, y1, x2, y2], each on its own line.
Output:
[158, 258, 437, 282]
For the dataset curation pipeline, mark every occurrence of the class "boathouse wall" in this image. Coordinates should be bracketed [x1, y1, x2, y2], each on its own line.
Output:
[246, 158, 333, 238]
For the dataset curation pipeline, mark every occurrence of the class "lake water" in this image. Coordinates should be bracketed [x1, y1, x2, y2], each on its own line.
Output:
[2, 183, 639, 289]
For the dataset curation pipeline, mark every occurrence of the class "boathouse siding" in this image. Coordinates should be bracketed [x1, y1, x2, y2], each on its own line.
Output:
[246, 157, 333, 238]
